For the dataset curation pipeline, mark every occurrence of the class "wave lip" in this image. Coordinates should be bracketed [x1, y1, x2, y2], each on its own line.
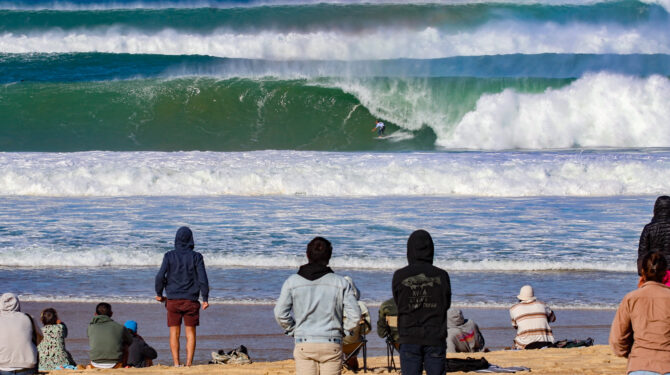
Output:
[1, 21, 669, 59]
[0, 0, 667, 11]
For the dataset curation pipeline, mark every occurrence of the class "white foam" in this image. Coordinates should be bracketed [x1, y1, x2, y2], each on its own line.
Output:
[0, 247, 636, 271]
[1, 21, 669, 59]
[1, 150, 670, 197]
[441, 73, 670, 149]
[329, 73, 670, 150]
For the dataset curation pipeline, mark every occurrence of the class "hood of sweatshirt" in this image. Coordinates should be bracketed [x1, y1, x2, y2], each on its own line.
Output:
[175, 226, 195, 252]
[90, 315, 113, 325]
[653, 196, 670, 222]
[297, 263, 334, 281]
[344, 276, 361, 300]
[447, 309, 465, 328]
[0, 292, 20, 313]
[407, 229, 434, 264]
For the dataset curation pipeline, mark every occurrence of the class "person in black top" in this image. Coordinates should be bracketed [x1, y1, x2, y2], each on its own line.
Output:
[123, 321, 157, 368]
[392, 230, 451, 375]
[638, 196, 670, 276]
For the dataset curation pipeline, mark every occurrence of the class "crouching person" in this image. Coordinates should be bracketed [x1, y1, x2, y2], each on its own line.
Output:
[446, 309, 485, 353]
[86, 303, 132, 369]
[124, 321, 157, 368]
[274, 237, 361, 375]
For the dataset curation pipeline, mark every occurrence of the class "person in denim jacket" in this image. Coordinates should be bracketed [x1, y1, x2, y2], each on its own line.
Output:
[274, 237, 361, 375]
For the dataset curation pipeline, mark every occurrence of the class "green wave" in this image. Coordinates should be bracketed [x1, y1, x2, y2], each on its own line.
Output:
[0, 77, 572, 151]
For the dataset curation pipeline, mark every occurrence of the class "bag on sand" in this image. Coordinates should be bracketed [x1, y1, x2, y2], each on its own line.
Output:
[553, 337, 594, 348]
[210, 345, 252, 365]
[446, 357, 490, 372]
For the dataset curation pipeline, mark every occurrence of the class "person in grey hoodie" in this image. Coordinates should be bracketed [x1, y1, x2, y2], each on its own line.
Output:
[155, 226, 210, 367]
[446, 309, 485, 353]
[0, 293, 40, 375]
[274, 237, 361, 375]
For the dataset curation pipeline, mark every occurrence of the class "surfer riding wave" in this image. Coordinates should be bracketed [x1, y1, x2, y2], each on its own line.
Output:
[372, 120, 386, 138]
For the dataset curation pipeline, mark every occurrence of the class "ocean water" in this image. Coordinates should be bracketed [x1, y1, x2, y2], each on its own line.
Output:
[2, 0, 669, 316]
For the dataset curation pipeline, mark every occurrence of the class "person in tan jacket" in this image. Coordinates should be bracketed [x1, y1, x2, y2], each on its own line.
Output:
[610, 251, 670, 375]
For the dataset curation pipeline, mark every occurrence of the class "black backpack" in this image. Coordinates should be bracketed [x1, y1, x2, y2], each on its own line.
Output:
[446, 357, 490, 372]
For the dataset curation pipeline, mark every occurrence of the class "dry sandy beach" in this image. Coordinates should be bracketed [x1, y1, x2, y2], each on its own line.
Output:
[45, 346, 627, 375]
[20, 302, 616, 365]
[19, 302, 625, 374]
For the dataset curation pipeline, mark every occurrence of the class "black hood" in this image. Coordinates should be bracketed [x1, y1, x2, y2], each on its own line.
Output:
[407, 229, 434, 264]
[653, 196, 670, 221]
[175, 226, 195, 252]
[297, 263, 334, 281]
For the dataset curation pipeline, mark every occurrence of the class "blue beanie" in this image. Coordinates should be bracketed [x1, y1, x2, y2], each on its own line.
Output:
[124, 320, 138, 333]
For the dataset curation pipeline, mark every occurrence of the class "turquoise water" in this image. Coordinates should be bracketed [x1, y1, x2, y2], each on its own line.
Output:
[1, 0, 668, 319]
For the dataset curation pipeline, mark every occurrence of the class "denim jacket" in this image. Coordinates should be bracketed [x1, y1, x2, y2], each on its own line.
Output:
[274, 273, 361, 343]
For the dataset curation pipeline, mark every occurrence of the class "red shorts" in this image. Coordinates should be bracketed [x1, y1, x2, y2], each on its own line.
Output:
[166, 299, 200, 327]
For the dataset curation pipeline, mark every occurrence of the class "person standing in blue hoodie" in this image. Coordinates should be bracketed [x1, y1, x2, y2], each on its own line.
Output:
[155, 226, 210, 367]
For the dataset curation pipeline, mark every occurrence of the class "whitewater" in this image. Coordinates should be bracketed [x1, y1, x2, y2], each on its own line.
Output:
[1, 150, 670, 197]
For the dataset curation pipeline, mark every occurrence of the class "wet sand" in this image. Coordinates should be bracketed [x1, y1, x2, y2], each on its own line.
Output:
[22, 301, 616, 366]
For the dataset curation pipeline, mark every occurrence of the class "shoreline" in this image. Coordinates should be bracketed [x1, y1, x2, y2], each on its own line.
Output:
[21, 301, 617, 366]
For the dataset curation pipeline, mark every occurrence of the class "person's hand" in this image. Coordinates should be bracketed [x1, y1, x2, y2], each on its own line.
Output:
[202, 301, 210, 310]
[155, 296, 166, 302]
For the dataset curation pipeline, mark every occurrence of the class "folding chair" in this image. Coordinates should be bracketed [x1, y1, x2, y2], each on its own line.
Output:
[343, 323, 368, 373]
[385, 315, 399, 372]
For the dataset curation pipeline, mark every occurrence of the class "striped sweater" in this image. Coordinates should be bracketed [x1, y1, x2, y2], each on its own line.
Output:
[509, 299, 555, 349]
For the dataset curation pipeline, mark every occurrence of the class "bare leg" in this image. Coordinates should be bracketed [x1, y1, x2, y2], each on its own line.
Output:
[169, 325, 181, 366]
[185, 326, 197, 366]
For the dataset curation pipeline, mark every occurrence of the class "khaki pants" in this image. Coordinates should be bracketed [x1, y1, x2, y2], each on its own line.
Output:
[294, 342, 342, 375]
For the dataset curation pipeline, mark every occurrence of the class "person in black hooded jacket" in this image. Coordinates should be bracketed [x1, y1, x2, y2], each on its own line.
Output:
[638, 196, 670, 276]
[392, 229, 451, 375]
[155, 226, 210, 367]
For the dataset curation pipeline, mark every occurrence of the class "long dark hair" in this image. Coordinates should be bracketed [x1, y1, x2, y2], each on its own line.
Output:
[641, 251, 668, 283]
[40, 307, 59, 325]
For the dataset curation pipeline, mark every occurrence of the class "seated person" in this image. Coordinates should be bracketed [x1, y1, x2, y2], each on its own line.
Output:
[509, 285, 556, 349]
[342, 276, 372, 371]
[377, 298, 399, 345]
[446, 309, 485, 353]
[86, 303, 132, 369]
[0, 293, 41, 375]
[37, 308, 76, 371]
[124, 321, 157, 368]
